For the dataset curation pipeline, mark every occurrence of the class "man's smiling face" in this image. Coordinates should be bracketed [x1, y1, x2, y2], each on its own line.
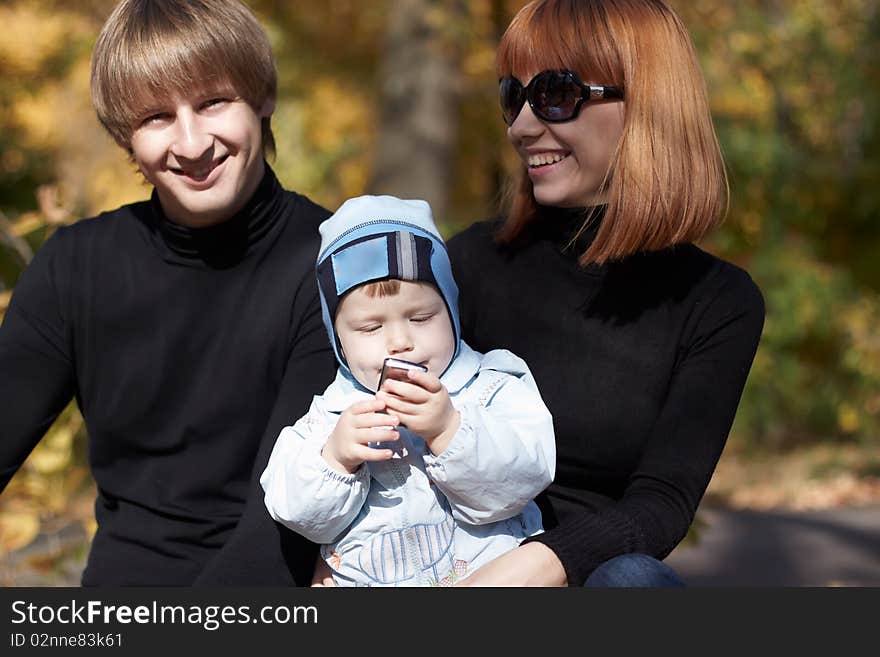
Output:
[127, 85, 273, 227]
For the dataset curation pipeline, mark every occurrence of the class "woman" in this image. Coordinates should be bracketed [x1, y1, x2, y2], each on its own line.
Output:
[447, 0, 765, 586]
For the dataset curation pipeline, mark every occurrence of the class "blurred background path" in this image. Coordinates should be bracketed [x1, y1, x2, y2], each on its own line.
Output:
[666, 503, 880, 586]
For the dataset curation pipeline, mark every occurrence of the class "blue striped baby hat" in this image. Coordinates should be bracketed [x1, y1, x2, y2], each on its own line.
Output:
[316, 195, 461, 374]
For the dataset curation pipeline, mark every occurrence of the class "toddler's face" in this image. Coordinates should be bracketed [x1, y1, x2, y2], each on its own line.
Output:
[335, 281, 455, 390]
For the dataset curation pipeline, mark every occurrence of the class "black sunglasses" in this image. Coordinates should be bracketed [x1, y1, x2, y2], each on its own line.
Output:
[499, 69, 624, 126]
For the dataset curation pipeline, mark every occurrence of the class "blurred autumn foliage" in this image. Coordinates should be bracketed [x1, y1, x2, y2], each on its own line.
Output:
[1, 0, 878, 563]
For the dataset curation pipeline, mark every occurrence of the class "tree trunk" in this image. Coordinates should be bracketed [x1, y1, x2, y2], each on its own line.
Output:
[369, 0, 467, 223]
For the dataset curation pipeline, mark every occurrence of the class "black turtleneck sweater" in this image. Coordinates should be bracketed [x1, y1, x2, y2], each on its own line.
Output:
[447, 208, 764, 585]
[0, 166, 337, 585]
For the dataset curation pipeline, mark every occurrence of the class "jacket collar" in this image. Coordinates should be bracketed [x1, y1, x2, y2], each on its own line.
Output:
[320, 342, 482, 413]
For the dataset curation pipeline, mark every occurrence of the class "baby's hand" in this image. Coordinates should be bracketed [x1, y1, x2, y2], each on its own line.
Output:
[378, 370, 460, 454]
[322, 398, 400, 473]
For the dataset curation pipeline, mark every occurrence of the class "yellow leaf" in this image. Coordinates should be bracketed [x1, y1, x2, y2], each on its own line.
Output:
[837, 404, 860, 434]
[26, 426, 73, 475]
[0, 511, 40, 552]
[10, 212, 45, 237]
[83, 518, 98, 540]
[0, 6, 71, 77]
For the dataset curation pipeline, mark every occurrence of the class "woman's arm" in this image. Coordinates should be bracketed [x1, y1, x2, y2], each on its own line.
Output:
[526, 271, 765, 586]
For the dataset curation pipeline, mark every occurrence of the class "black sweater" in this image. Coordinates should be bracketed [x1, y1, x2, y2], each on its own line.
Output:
[447, 208, 764, 585]
[0, 166, 337, 585]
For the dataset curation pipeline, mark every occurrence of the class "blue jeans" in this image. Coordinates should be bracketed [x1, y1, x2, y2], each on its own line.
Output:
[583, 554, 685, 587]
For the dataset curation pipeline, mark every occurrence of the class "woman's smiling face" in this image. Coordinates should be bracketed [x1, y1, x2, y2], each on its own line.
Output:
[506, 72, 625, 208]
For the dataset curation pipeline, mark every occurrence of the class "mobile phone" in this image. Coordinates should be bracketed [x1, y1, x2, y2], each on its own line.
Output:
[370, 358, 428, 450]
[377, 357, 428, 391]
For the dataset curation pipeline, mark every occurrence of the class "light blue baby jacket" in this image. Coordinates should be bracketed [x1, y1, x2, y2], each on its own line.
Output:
[261, 342, 555, 586]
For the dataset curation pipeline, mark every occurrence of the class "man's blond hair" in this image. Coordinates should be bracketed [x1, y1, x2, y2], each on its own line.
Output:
[90, 0, 277, 154]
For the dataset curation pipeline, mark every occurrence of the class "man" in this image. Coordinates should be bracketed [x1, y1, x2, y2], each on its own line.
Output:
[0, 0, 335, 585]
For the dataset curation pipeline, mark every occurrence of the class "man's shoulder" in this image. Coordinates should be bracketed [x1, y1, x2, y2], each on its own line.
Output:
[279, 188, 332, 230]
[37, 200, 152, 255]
[272, 190, 332, 275]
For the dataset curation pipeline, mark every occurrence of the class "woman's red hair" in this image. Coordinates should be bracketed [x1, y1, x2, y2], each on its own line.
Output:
[497, 0, 728, 265]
